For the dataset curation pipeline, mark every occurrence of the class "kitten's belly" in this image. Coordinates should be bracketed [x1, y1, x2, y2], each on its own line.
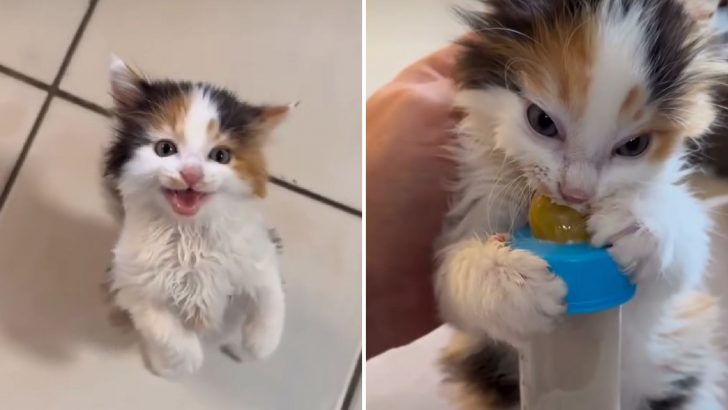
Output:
[112, 220, 272, 327]
[618, 283, 676, 407]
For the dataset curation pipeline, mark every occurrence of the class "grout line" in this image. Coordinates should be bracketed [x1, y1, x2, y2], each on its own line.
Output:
[340, 352, 362, 410]
[56, 89, 110, 118]
[52, 0, 99, 90]
[0, 87, 54, 212]
[0, 64, 51, 92]
[0, 0, 98, 213]
[270, 177, 362, 217]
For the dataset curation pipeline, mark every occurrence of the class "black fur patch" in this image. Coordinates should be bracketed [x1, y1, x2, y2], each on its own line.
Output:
[442, 340, 520, 408]
[203, 85, 264, 139]
[455, 0, 708, 114]
[455, 0, 598, 90]
[638, 0, 702, 116]
[645, 376, 699, 410]
[691, 75, 728, 174]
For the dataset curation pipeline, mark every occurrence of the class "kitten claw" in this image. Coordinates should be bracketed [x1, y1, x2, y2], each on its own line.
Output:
[490, 233, 510, 243]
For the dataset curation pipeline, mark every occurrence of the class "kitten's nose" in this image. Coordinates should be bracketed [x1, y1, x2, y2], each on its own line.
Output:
[180, 166, 203, 187]
[558, 184, 589, 204]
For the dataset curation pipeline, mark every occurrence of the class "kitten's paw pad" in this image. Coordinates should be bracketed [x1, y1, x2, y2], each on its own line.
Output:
[490, 233, 509, 244]
[242, 323, 282, 361]
[144, 338, 204, 378]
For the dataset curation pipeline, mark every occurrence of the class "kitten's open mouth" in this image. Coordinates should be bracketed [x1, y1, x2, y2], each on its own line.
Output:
[163, 189, 208, 216]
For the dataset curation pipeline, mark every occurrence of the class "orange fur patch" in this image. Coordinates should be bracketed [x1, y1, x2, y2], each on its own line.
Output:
[229, 142, 268, 198]
[150, 93, 190, 142]
[620, 86, 646, 122]
[254, 105, 290, 134]
[496, 14, 596, 118]
[632, 108, 645, 123]
[649, 132, 681, 163]
[642, 91, 716, 162]
[675, 293, 717, 320]
[207, 119, 220, 140]
[223, 105, 290, 198]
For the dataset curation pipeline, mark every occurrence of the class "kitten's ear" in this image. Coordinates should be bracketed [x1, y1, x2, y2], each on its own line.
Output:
[251, 102, 296, 137]
[109, 54, 144, 111]
[677, 0, 719, 25]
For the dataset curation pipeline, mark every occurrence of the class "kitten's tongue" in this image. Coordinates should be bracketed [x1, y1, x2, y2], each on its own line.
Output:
[164, 189, 206, 216]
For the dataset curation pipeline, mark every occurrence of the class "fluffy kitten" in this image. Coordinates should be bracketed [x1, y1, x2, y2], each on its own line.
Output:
[436, 0, 727, 408]
[103, 57, 289, 378]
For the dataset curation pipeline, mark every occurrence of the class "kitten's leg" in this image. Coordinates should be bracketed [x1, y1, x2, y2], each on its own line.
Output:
[588, 185, 717, 406]
[588, 183, 711, 289]
[435, 234, 567, 347]
[440, 331, 520, 410]
[239, 277, 285, 360]
[117, 290, 204, 378]
[647, 292, 725, 410]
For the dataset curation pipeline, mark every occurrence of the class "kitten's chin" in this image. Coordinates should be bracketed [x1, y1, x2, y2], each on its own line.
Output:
[163, 188, 209, 217]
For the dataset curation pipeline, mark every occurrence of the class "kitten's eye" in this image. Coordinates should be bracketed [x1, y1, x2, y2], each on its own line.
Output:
[527, 104, 558, 138]
[615, 134, 651, 157]
[154, 140, 177, 157]
[209, 147, 232, 164]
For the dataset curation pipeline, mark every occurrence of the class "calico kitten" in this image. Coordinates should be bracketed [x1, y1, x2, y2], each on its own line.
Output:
[436, 0, 727, 408]
[103, 57, 289, 378]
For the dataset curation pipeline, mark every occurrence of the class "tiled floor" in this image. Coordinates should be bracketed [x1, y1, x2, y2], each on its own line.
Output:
[0, 1, 361, 409]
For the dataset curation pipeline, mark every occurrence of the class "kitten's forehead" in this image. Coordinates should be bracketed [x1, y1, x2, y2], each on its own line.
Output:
[458, 0, 710, 122]
[182, 89, 219, 150]
[580, 5, 649, 140]
[144, 86, 219, 153]
[142, 81, 261, 148]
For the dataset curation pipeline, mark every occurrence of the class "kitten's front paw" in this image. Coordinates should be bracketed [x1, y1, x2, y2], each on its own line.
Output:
[143, 335, 204, 379]
[500, 246, 568, 339]
[240, 320, 283, 361]
[456, 237, 567, 344]
[588, 208, 658, 282]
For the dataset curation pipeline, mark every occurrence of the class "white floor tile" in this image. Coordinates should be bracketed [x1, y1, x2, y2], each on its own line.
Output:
[0, 99, 361, 409]
[0, 75, 46, 188]
[0, 0, 88, 81]
[61, 0, 361, 209]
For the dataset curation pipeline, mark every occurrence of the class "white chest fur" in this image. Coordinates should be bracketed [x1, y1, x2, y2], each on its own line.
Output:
[111, 202, 278, 330]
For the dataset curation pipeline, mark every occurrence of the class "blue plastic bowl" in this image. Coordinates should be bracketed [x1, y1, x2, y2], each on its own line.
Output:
[511, 227, 636, 315]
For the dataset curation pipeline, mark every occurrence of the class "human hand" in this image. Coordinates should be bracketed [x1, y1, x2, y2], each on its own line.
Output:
[366, 44, 462, 357]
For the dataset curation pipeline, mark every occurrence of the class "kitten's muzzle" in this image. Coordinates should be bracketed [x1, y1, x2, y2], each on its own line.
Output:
[558, 183, 590, 205]
[179, 165, 203, 187]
